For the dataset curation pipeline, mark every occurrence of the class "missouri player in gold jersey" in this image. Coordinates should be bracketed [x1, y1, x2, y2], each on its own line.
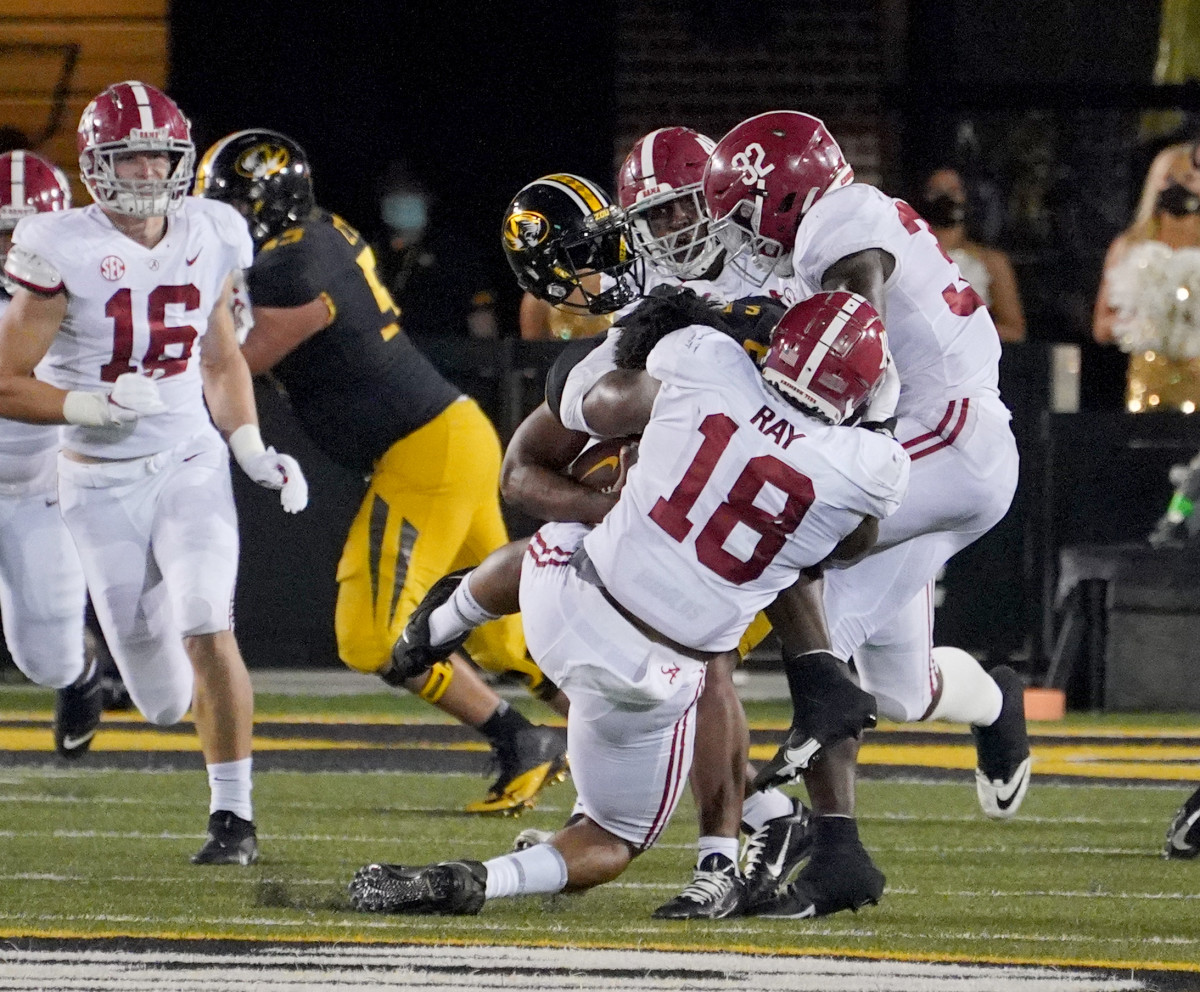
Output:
[196, 130, 567, 814]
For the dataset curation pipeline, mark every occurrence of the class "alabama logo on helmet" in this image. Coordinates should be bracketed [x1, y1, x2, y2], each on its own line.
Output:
[235, 144, 291, 181]
[503, 210, 549, 252]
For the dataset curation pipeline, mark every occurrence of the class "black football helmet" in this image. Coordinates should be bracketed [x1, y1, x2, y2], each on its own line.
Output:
[501, 173, 643, 315]
[195, 128, 314, 247]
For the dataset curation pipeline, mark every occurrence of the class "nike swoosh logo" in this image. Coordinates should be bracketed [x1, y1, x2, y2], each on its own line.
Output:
[994, 763, 1030, 811]
[763, 825, 793, 878]
[1170, 807, 1200, 851]
[783, 738, 821, 769]
[60, 729, 97, 751]
[186, 249, 202, 265]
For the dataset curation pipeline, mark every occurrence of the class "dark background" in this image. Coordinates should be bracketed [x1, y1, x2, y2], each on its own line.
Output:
[152, 2, 1199, 686]
[169, 1, 617, 331]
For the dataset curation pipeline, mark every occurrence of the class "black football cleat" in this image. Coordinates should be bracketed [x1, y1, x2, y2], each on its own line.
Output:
[349, 860, 487, 915]
[972, 665, 1032, 819]
[651, 853, 746, 919]
[754, 816, 884, 919]
[742, 798, 814, 911]
[390, 569, 474, 677]
[191, 811, 258, 866]
[53, 656, 103, 759]
[466, 723, 568, 815]
[1164, 785, 1200, 859]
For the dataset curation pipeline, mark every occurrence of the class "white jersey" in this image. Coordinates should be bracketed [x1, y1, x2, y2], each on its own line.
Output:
[12, 198, 252, 458]
[559, 263, 786, 435]
[784, 183, 1004, 422]
[584, 325, 909, 651]
[0, 293, 59, 493]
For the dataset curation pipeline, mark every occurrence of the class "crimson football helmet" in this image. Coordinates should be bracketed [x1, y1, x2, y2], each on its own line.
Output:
[617, 126, 723, 279]
[703, 111, 853, 272]
[0, 150, 71, 232]
[760, 291, 887, 426]
[77, 80, 194, 218]
[502, 173, 643, 314]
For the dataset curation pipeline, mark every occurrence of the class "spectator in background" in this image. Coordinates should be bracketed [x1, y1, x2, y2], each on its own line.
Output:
[917, 167, 1026, 343]
[375, 165, 498, 340]
[1093, 143, 1200, 413]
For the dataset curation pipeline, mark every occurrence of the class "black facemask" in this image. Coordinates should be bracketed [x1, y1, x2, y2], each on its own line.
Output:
[1156, 181, 1200, 218]
[918, 193, 967, 229]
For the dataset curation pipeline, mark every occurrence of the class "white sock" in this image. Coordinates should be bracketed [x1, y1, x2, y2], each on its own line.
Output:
[740, 788, 794, 833]
[207, 757, 252, 821]
[927, 647, 1003, 726]
[697, 835, 740, 869]
[427, 571, 498, 645]
[483, 843, 568, 898]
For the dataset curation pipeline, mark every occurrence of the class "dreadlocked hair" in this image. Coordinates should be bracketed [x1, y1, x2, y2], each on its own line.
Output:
[612, 287, 732, 370]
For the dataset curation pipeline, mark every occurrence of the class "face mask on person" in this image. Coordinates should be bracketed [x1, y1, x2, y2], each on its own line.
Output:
[918, 193, 967, 228]
[382, 192, 429, 239]
[1156, 180, 1200, 218]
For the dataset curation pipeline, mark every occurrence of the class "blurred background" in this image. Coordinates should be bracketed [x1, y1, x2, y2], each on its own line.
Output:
[3, 0, 1200, 709]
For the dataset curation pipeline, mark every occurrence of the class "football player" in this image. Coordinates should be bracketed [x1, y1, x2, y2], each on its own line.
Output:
[411, 169, 824, 917]
[703, 110, 1030, 819]
[195, 130, 567, 814]
[0, 150, 102, 757]
[349, 290, 907, 919]
[0, 81, 309, 865]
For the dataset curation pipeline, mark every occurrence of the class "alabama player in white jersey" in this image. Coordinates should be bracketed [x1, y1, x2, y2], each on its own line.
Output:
[704, 110, 1030, 819]
[0, 81, 307, 865]
[492, 165, 813, 918]
[349, 290, 908, 920]
[0, 150, 104, 757]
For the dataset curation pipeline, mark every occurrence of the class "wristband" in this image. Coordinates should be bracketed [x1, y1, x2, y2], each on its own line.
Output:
[228, 423, 267, 467]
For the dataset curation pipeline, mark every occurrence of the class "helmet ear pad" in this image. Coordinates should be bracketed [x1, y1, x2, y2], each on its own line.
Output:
[761, 291, 887, 426]
[195, 129, 315, 247]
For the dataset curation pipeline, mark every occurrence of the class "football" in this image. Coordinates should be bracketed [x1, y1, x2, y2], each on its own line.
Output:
[566, 436, 639, 493]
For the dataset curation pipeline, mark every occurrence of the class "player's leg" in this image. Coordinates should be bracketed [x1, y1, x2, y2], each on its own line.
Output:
[851, 577, 1030, 819]
[0, 483, 97, 756]
[351, 543, 705, 915]
[152, 434, 258, 865]
[336, 402, 564, 813]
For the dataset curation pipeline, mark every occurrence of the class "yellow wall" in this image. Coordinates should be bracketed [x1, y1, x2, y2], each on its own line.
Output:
[0, 0, 167, 203]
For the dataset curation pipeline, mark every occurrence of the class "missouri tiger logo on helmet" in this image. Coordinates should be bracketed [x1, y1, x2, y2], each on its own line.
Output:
[500, 173, 644, 315]
[235, 143, 291, 181]
[503, 210, 549, 252]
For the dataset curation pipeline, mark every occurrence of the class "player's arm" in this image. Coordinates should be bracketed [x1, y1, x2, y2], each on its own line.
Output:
[200, 273, 261, 435]
[241, 295, 331, 374]
[203, 272, 308, 512]
[1092, 235, 1128, 345]
[500, 402, 618, 524]
[580, 368, 660, 438]
[0, 286, 70, 423]
[821, 248, 894, 321]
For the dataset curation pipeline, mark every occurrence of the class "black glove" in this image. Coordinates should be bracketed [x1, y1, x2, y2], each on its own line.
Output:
[752, 650, 877, 791]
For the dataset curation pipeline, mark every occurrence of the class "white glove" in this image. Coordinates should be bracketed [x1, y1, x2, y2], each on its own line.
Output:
[228, 424, 308, 513]
[62, 372, 169, 427]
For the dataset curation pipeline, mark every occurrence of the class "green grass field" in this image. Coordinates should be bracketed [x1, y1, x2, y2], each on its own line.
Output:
[0, 686, 1198, 982]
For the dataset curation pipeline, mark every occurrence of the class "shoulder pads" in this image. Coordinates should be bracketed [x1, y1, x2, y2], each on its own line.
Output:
[3, 244, 64, 296]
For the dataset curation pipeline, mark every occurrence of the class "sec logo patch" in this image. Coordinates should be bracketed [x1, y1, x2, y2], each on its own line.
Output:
[100, 256, 125, 281]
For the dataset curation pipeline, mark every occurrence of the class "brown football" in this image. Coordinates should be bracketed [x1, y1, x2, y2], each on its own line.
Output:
[567, 436, 639, 493]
